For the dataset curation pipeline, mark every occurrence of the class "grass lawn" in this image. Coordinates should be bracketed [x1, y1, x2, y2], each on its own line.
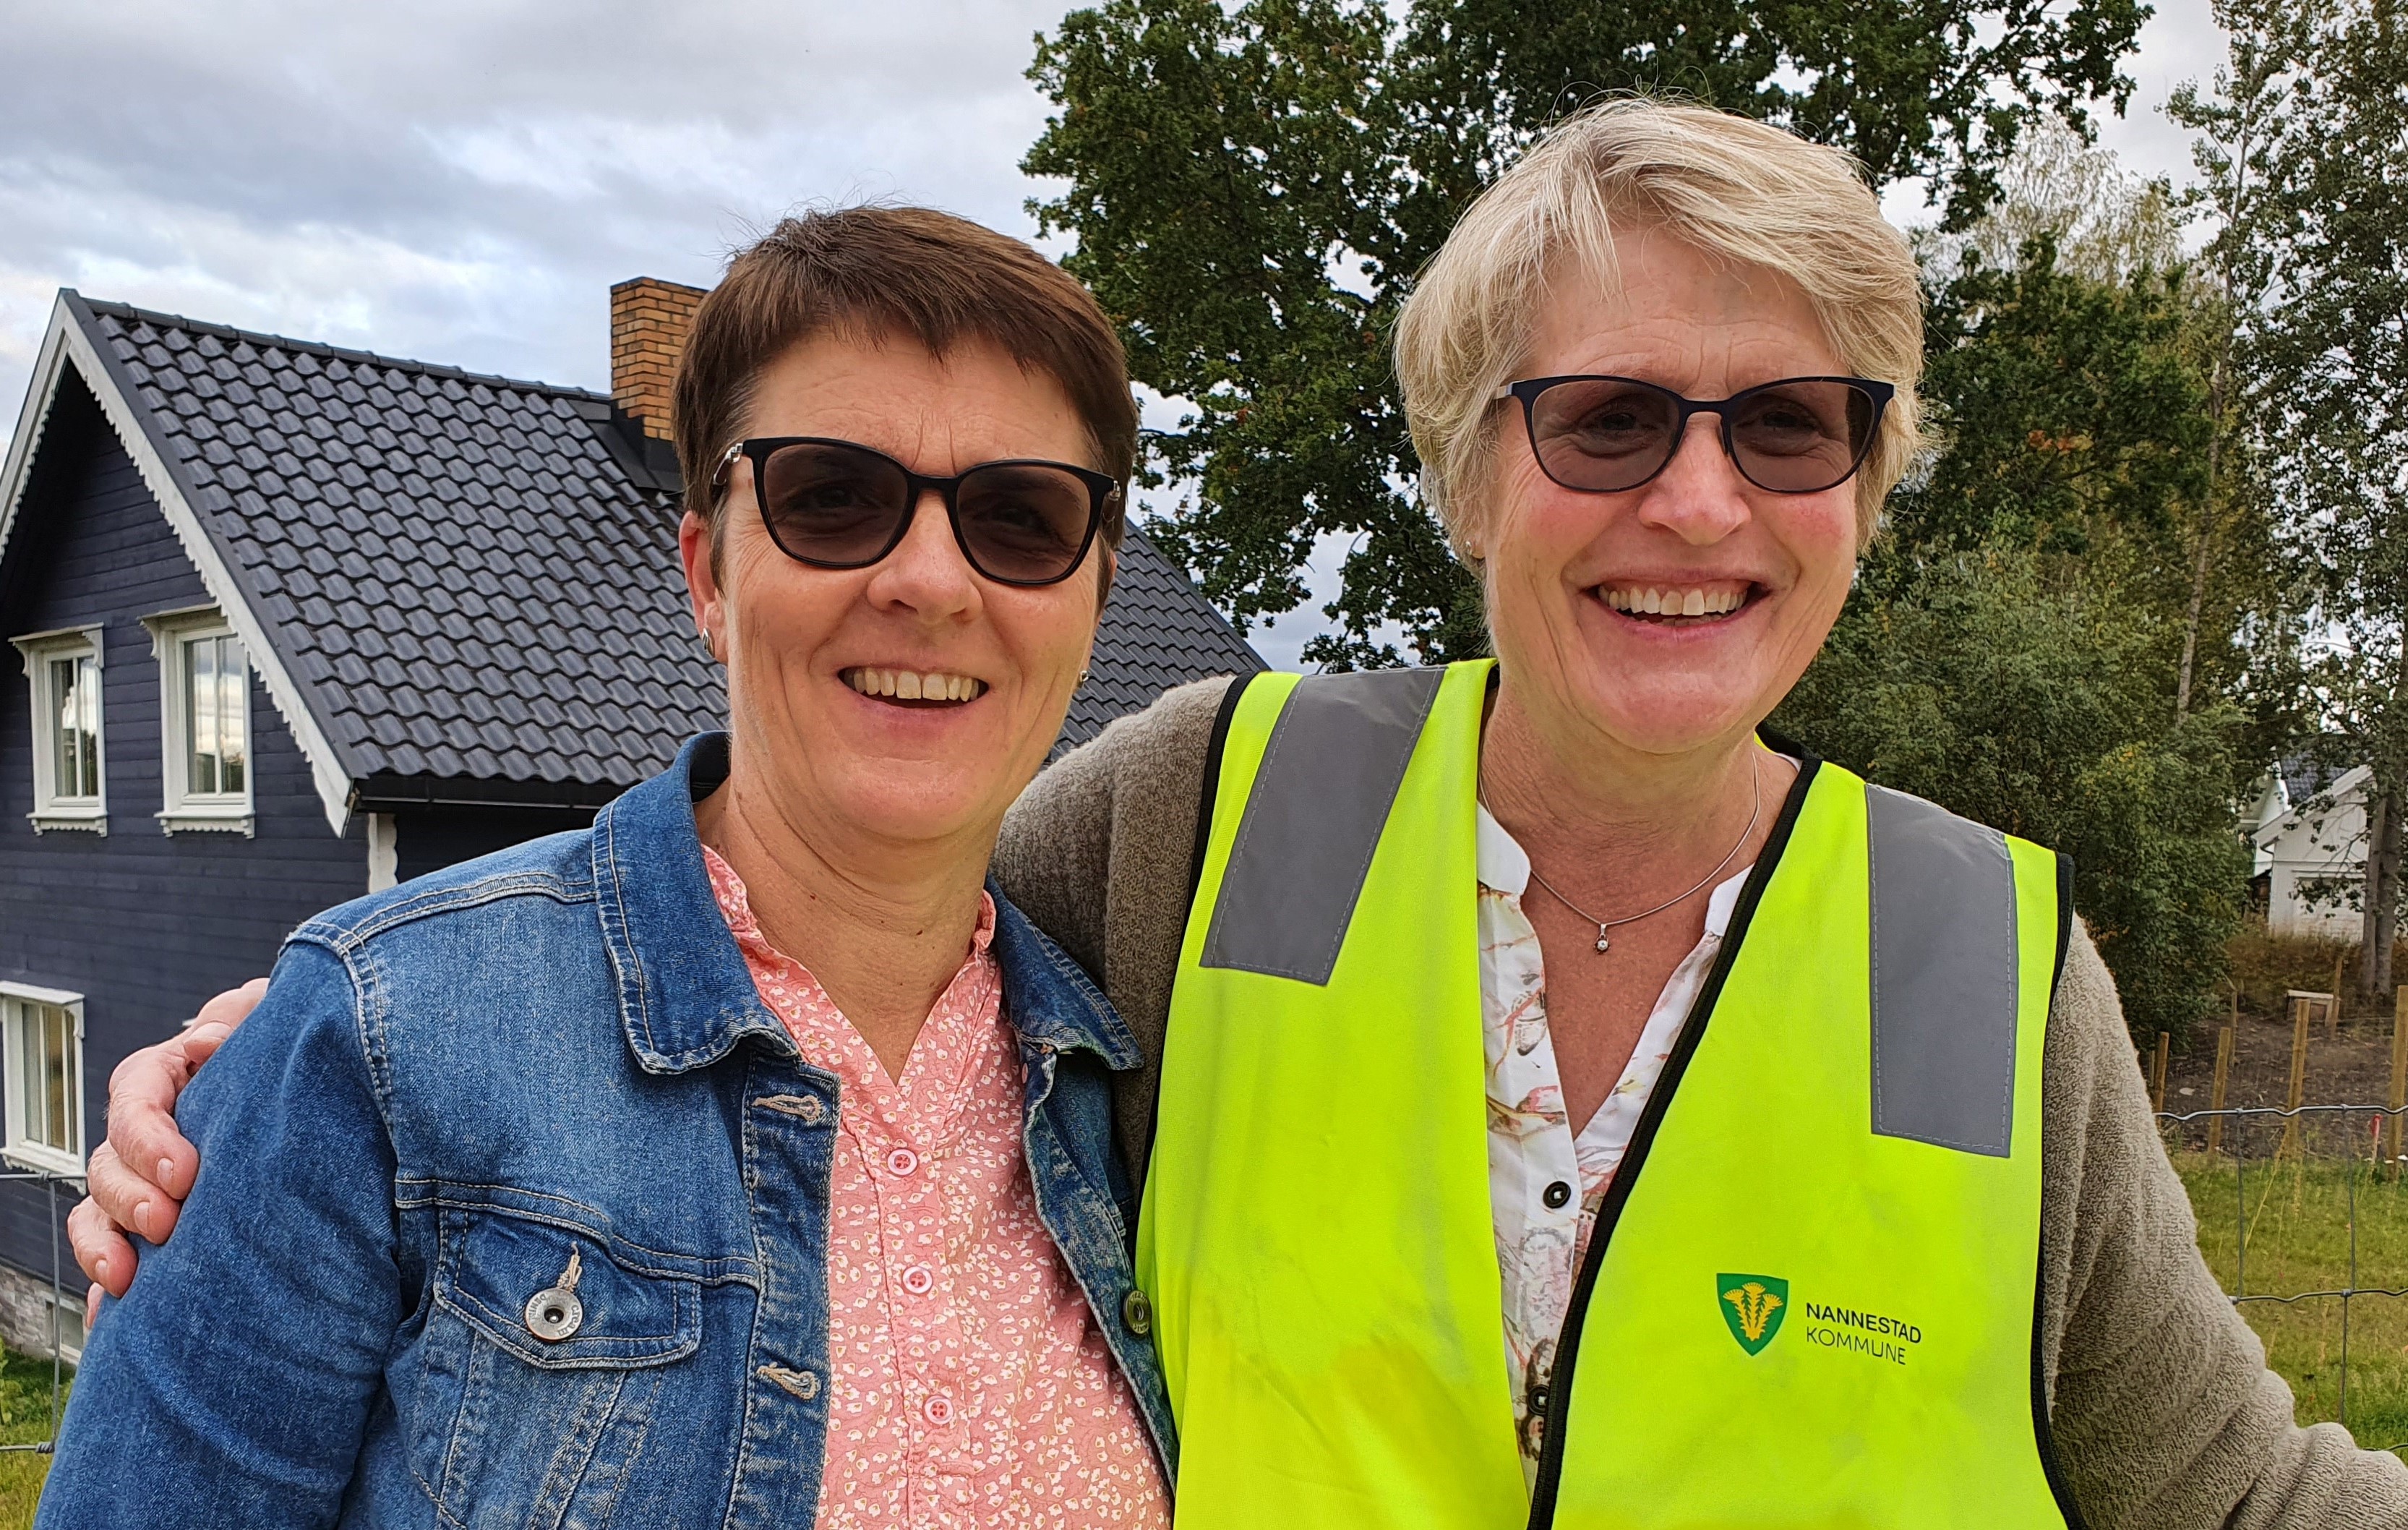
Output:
[2175, 1148, 2408, 1452]
[0, 1344, 68, 1528]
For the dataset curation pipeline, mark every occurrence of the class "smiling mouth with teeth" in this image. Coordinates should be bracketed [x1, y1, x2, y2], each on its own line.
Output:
[842, 667, 988, 706]
[1601, 584, 1755, 623]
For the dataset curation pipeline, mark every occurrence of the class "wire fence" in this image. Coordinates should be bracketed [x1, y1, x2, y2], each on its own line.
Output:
[2156, 1102, 2408, 1448]
[0, 1167, 85, 1461]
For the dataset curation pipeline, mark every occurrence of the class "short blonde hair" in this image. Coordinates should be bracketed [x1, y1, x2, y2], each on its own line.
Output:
[1393, 98, 1923, 555]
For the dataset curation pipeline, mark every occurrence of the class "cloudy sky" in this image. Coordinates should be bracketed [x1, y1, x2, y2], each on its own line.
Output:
[0, 0, 2228, 664]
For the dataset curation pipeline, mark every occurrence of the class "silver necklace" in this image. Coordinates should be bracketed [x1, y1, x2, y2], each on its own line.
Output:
[1518, 758, 1762, 954]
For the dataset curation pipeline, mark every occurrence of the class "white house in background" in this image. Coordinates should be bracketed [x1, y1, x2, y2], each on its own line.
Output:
[2251, 758, 2372, 936]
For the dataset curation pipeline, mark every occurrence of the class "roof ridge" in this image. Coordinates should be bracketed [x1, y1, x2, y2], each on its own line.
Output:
[74, 292, 609, 402]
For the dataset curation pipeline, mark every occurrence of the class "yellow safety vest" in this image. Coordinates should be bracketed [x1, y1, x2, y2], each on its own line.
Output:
[1139, 660, 2079, 1528]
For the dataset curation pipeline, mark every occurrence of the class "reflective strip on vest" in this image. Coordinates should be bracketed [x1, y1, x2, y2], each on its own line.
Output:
[1201, 665, 1446, 983]
[1143, 659, 2076, 1530]
[1867, 782, 2021, 1156]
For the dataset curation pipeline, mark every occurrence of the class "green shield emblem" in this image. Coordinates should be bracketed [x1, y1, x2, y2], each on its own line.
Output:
[1718, 1273, 1789, 1356]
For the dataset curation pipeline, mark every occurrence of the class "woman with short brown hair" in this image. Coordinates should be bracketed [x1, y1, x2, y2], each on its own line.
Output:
[39, 205, 1173, 1528]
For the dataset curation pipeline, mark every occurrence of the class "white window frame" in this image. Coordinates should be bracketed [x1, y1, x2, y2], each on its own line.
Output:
[143, 606, 254, 837]
[0, 983, 85, 1180]
[40, 1287, 83, 1367]
[9, 625, 106, 835]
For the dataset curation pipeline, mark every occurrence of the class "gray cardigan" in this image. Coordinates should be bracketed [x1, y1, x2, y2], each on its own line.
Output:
[995, 675, 2408, 1530]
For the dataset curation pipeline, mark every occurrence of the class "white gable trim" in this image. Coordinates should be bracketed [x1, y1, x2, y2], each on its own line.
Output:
[0, 308, 74, 560]
[0, 295, 359, 835]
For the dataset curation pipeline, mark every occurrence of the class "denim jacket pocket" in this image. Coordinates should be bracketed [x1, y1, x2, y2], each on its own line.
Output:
[414, 1202, 707, 1529]
[433, 1204, 702, 1368]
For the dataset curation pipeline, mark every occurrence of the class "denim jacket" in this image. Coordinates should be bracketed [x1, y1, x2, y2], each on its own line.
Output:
[39, 735, 1175, 1529]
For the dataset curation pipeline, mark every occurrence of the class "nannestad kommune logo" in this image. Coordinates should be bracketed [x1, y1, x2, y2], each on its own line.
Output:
[1719, 1273, 1924, 1364]
[1718, 1273, 1788, 1355]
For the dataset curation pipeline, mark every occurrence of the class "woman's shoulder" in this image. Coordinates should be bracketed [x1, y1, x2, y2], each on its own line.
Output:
[292, 827, 599, 952]
[1047, 674, 1241, 800]
[176, 839, 610, 1118]
[998, 675, 1240, 910]
[274, 829, 625, 1076]
[998, 678, 1248, 1190]
[271, 826, 657, 1152]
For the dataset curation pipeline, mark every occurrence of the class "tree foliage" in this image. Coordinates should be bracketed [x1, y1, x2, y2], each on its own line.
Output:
[2177, 0, 2408, 991]
[1024, 0, 2148, 663]
[1887, 219, 2300, 761]
[2264, 3, 2408, 991]
[1774, 550, 2249, 1041]
[1783, 144, 2268, 1043]
[1888, 238, 2210, 563]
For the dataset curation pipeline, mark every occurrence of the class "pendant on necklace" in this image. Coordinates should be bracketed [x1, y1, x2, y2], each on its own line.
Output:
[1594, 926, 1611, 954]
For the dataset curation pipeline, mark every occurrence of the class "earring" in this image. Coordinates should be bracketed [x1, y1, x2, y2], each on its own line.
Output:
[1078, 667, 1091, 685]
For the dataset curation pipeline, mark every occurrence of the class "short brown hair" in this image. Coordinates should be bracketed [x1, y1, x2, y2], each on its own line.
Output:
[674, 205, 1137, 557]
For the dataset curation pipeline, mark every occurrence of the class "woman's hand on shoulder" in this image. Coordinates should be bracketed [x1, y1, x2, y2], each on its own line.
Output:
[68, 978, 266, 1318]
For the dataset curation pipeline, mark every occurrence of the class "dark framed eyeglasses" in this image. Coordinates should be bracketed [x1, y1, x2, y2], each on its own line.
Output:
[1494, 375, 1895, 496]
[712, 437, 1119, 587]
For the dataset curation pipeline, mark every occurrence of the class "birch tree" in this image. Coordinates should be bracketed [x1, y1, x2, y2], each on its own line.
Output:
[2214, 0, 2408, 993]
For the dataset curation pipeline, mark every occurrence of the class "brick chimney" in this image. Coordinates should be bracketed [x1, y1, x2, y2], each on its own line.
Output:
[609, 277, 707, 440]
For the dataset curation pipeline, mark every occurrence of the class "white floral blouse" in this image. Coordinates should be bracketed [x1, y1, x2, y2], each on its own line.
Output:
[1477, 804, 1755, 1482]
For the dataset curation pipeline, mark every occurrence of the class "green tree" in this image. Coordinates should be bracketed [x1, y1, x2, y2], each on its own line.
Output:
[2185, 0, 2408, 993]
[1775, 550, 2250, 1043]
[1931, 116, 2182, 285]
[2280, 5, 2408, 997]
[1024, 0, 2150, 664]
[1885, 223, 2297, 762]
[2167, 4, 2295, 725]
[1883, 236, 2210, 565]
[1784, 137, 2261, 1043]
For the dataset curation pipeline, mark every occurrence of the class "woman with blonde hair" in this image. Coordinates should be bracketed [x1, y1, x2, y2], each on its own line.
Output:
[74, 101, 2408, 1526]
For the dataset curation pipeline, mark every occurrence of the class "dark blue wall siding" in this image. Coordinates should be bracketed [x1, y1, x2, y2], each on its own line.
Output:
[395, 805, 594, 883]
[0, 416, 368, 1283]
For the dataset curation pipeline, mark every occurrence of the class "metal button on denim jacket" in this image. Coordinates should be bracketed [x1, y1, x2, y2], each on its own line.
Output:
[38, 733, 1175, 1530]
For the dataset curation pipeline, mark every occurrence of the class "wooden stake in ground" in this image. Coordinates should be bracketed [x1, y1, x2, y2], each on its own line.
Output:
[2150, 1031, 2170, 1116]
[2334, 952, 2348, 1036]
[2388, 987, 2407, 1178]
[2284, 991, 2318, 1158]
[2207, 1023, 2235, 1156]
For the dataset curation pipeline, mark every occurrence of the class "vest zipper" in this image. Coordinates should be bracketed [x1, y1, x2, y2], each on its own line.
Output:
[1523, 758, 1823, 1529]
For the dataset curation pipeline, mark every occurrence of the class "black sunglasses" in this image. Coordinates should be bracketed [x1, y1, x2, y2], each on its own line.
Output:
[713, 437, 1119, 587]
[1495, 375, 1895, 496]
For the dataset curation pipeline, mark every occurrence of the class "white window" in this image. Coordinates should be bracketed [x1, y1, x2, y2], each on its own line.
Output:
[0, 984, 83, 1178]
[181, 631, 249, 795]
[9, 627, 106, 834]
[41, 1288, 84, 1366]
[144, 608, 253, 835]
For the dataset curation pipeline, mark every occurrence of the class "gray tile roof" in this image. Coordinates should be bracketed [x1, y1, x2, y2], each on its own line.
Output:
[2279, 749, 2355, 806]
[68, 294, 1259, 793]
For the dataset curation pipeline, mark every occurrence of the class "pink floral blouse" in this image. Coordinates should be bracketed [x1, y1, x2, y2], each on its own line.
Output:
[704, 849, 1170, 1529]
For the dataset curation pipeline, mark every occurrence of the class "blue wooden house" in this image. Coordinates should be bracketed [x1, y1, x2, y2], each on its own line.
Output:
[0, 287, 1261, 1354]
